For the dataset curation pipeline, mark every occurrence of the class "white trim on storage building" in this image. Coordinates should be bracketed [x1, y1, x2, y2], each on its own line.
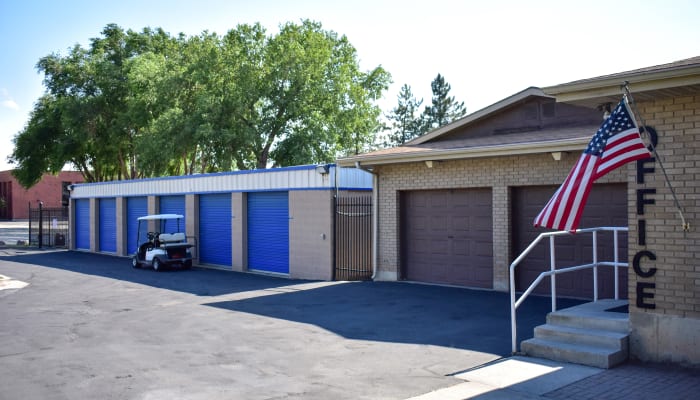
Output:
[69, 164, 371, 199]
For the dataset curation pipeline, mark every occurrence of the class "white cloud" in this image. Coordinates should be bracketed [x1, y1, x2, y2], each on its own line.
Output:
[0, 89, 20, 111]
[1, 99, 20, 111]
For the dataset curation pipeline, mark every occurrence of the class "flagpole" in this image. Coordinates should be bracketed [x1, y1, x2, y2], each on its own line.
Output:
[622, 81, 690, 232]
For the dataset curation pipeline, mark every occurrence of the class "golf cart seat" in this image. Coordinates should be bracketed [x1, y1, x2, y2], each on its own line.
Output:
[158, 232, 186, 243]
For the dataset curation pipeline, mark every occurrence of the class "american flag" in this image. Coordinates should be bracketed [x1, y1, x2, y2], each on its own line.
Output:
[534, 98, 652, 232]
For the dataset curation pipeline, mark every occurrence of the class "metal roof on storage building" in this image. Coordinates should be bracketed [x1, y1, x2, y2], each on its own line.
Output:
[70, 164, 372, 199]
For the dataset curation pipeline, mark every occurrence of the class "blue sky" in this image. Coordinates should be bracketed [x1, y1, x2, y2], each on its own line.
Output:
[1, 0, 698, 171]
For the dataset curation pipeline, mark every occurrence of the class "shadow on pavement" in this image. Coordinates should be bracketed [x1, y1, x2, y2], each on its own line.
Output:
[1, 249, 585, 355]
[0, 249, 306, 296]
[205, 281, 584, 356]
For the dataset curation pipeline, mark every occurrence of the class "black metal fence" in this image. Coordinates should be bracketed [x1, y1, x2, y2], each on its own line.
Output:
[29, 204, 69, 248]
[334, 195, 372, 280]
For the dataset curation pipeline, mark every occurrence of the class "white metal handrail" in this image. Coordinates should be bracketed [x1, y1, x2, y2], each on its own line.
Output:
[509, 226, 628, 354]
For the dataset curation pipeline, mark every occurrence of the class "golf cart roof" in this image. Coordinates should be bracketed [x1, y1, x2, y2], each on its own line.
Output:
[137, 214, 184, 221]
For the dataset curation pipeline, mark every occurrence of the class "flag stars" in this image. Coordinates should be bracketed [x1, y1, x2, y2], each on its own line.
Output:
[534, 98, 651, 232]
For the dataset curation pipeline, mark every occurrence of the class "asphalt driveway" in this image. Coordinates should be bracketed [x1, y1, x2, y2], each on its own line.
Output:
[0, 249, 581, 400]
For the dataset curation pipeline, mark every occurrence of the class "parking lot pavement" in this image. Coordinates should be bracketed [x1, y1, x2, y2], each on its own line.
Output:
[0, 250, 583, 400]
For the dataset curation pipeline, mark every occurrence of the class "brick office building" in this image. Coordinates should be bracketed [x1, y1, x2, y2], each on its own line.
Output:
[339, 56, 700, 366]
[339, 86, 627, 296]
[545, 57, 700, 365]
[0, 170, 84, 220]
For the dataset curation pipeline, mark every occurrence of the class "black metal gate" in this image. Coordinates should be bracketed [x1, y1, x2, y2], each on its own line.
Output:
[29, 204, 69, 248]
[334, 194, 372, 280]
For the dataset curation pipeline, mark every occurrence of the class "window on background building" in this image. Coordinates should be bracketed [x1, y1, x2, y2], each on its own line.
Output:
[61, 182, 71, 207]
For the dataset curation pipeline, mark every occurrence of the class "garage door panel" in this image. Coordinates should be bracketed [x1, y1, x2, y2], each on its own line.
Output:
[453, 216, 470, 230]
[431, 192, 449, 207]
[473, 214, 492, 229]
[401, 188, 493, 288]
[431, 239, 449, 254]
[127, 197, 148, 255]
[453, 240, 469, 256]
[512, 183, 628, 299]
[473, 241, 493, 257]
[431, 216, 449, 231]
[75, 199, 90, 250]
[99, 198, 116, 253]
[556, 243, 577, 264]
[411, 238, 430, 252]
[199, 193, 232, 266]
[248, 191, 289, 274]
[159, 196, 186, 233]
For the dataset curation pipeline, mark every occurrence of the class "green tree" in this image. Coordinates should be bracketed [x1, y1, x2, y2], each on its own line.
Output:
[10, 21, 391, 187]
[420, 73, 466, 133]
[11, 24, 179, 185]
[384, 84, 423, 146]
[232, 20, 391, 168]
[138, 20, 390, 172]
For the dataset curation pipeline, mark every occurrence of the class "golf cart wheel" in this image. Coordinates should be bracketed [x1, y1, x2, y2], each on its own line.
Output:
[153, 258, 163, 272]
[131, 256, 140, 269]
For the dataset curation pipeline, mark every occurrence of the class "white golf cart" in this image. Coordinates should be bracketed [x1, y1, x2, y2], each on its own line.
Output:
[131, 214, 193, 271]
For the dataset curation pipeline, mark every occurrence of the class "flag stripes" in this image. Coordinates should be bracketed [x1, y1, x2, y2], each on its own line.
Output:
[534, 98, 651, 232]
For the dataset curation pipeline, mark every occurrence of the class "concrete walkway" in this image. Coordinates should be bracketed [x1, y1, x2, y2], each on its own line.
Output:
[407, 356, 600, 399]
[406, 355, 700, 400]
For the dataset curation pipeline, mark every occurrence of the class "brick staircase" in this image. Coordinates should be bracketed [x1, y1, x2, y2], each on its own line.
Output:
[521, 299, 630, 369]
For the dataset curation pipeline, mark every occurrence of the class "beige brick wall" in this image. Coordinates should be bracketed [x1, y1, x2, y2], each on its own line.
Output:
[374, 151, 627, 289]
[628, 95, 700, 365]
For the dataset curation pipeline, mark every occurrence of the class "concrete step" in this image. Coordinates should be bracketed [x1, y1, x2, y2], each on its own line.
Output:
[546, 300, 629, 334]
[534, 323, 629, 350]
[521, 337, 628, 369]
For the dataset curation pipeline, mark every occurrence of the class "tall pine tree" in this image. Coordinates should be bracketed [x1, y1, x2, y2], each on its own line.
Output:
[384, 84, 423, 146]
[420, 73, 466, 133]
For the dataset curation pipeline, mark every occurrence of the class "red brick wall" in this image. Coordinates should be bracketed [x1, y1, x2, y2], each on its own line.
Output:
[0, 170, 85, 220]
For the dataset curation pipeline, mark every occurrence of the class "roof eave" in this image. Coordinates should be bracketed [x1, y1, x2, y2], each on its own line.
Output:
[543, 66, 700, 103]
[337, 137, 588, 168]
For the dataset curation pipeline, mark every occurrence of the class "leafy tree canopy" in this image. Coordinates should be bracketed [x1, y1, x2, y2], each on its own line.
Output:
[10, 21, 391, 187]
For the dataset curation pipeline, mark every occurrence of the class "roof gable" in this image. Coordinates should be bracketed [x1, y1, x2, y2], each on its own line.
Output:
[410, 87, 548, 145]
[338, 87, 602, 167]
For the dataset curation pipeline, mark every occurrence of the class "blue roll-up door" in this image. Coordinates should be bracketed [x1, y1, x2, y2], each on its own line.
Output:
[247, 191, 289, 274]
[98, 198, 117, 253]
[74, 199, 90, 250]
[159, 195, 185, 233]
[127, 197, 148, 254]
[199, 193, 232, 266]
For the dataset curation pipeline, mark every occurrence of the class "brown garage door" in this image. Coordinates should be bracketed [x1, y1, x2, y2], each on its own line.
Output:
[511, 183, 628, 299]
[401, 188, 493, 288]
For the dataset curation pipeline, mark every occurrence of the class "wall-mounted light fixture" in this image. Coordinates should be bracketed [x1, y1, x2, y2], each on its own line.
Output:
[551, 152, 562, 161]
[425, 160, 435, 168]
[315, 164, 330, 175]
